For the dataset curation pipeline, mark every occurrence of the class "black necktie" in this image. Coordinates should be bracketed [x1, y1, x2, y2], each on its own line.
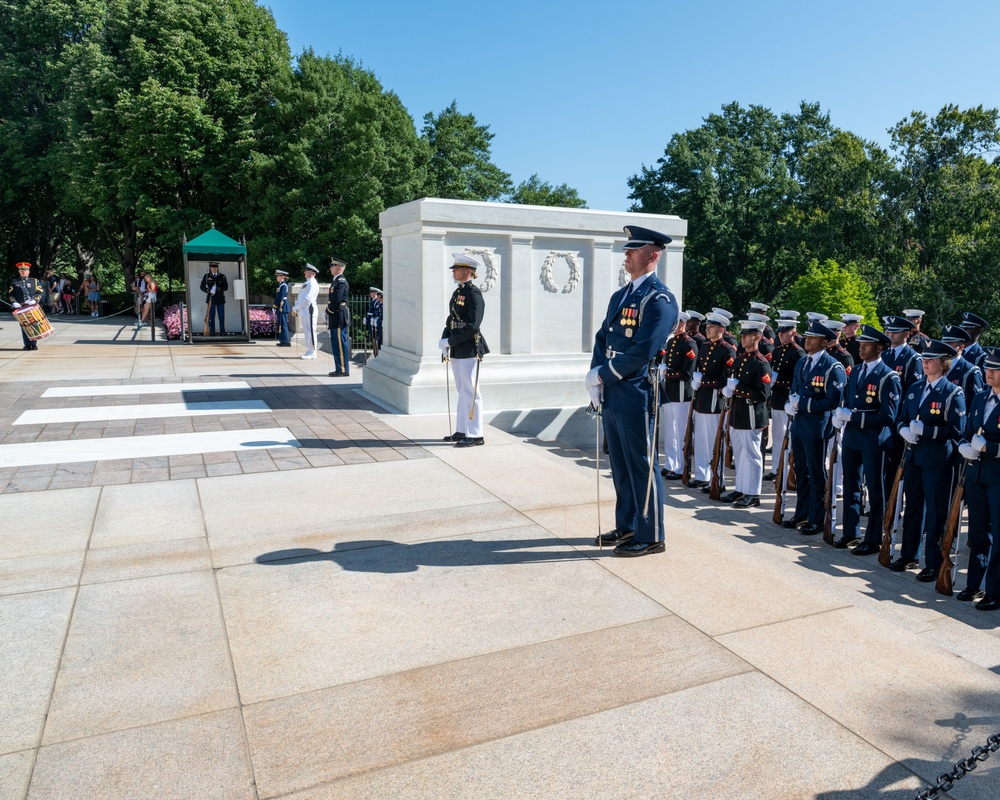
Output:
[619, 283, 634, 308]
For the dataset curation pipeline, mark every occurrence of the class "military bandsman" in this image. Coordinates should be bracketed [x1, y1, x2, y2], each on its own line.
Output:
[721, 320, 772, 508]
[587, 226, 677, 555]
[8, 261, 44, 351]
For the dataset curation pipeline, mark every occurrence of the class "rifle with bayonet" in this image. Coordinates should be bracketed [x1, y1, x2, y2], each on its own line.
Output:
[709, 397, 730, 501]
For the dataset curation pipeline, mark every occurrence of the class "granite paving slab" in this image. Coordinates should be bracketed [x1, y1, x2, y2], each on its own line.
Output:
[280, 672, 931, 800]
[0, 589, 76, 755]
[218, 525, 667, 704]
[90, 480, 205, 549]
[27, 709, 254, 800]
[243, 615, 752, 798]
[0, 551, 83, 596]
[80, 537, 213, 585]
[41, 571, 238, 744]
[0, 487, 98, 559]
[0, 751, 32, 800]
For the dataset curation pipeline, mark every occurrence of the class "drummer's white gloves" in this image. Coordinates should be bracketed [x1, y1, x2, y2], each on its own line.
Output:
[586, 367, 602, 388]
[909, 419, 925, 437]
[835, 407, 853, 424]
[210, 285, 217, 295]
[691, 371, 703, 391]
[899, 427, 919, 445]
[12, 302, 21, 308]
[438, 338, 450, 354]
[657, 364, 667, 379]
[784, 401, 798, 417]
[587, 384, 603, 407]
[971, 433, 988, 452]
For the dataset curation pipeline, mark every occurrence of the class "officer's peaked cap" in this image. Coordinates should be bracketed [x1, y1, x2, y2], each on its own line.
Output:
[940, 325, 971, 344]
[920, 340, 957, 359]
[684, 310, 706, 321]
[711, 307, 733, 320]
[983, 347, 1000, 369]
[739, 320, 765, 333]
[705, 312, 730, 326]
[903, 308, 925, 318]
[882, 315, 915, 332]
[451, 252, 483, 270]
[622, 225, 671, 249]
[803, 320, 837, 341]
[961, 311, 989, 330]
[840, 313, 863, 323]
[857, 325, 891, 347]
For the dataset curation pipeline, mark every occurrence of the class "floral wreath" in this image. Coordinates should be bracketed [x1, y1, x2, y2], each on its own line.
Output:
[540, 251, 582, 294]
[464, 248, 498, 293]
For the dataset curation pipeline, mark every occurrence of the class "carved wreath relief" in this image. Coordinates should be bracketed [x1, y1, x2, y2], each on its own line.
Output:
[540, 251, 581, 294]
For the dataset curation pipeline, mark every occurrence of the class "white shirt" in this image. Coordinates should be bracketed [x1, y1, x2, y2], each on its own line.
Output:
[292, 277, 318, 314]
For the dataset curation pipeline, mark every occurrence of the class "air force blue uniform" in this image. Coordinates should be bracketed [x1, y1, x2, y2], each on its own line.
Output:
[273, 280, 290, 344]
[592, 274, 677, 544]
[789, 349, 847, 527]
[961, 389, 1000, 598]
[840, 360, 901, 545]
[896, 378, 966, 572]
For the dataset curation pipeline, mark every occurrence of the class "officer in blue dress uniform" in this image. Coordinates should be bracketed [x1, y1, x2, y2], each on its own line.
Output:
[831, 326, 901, 554]
[272, 270, 291, 346]
[941, 325, 983, 408]
[367, 287, 384, 352]
[890, 340, 966, 580]
[8, 262, 44, 350]
[959, 312, 989, 372]
[881, 315, 923, 479]
[587, 226, 678, 556]
[782, 320, 847, 534]
[957, 347, 1000, 610]
[326, 258, 351, 376]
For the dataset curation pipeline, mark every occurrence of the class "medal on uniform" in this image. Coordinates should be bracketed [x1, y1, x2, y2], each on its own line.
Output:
[930, 401, 941, 415]
[625, 328, 633, 338]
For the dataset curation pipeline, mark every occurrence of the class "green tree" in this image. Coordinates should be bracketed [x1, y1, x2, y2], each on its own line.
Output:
[776, 259, 880, 329]
[507, 174, 587, 208]
[878, 105, 1000, 331]
[246, 50, 428, 291]
[422, 101, 512, 201]
[57, 0, 291, 288]
[628, 101, 836, 314]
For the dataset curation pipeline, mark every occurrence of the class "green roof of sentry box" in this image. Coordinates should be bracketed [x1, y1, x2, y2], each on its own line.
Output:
[183, 226, 246, 257]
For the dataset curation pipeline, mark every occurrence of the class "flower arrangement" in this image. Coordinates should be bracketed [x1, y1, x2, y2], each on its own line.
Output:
[162, 304, 275, 339]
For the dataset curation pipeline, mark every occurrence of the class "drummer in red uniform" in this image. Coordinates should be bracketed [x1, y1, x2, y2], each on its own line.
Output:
[9, 262, 44, 351]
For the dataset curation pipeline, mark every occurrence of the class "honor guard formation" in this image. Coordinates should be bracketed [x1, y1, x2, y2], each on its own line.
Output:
[608, 249, 1000, 611]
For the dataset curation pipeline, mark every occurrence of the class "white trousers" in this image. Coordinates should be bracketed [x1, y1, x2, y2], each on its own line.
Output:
[302, 305, 318, 355]
[732, 428, 764, 495]
[770, 409, 788, 472]
[659, 401, 690, 473]
[452, 357, 483, 437]
[693, 411, 718, 482]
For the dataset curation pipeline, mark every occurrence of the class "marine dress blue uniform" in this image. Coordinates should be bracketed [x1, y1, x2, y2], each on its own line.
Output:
[590, 227, 678, 555]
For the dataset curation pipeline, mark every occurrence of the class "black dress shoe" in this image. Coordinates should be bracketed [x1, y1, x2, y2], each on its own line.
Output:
[719, 490, 743, 503]
[328, 371, 345, 377]
[832, 537, 850, 549]
[782, 516, 808, 529]
[22, 345, 32, 351]
[733, 495, 760, 508]
[689, 479, 709, 489]
[763, 471, 777, 482]
[956, 587, 983, 602]
[700, 485, 712, 494]
[975, 595, 1000, 611]
[595, 529, 634, 546]
[443, 432, 466, 442]
[613, 541, 665, 557]
[888, 557, 918, 572]
[915, 568, 937, 582]
[454, 436, 484, 447]
[661, 470, 682, 480]
[799, 523, 820, 535]
[276, 342, 291, 347]
[851, 542, 880, 557]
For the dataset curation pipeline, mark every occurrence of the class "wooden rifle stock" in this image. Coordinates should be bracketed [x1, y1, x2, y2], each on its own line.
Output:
[709, 399, 729, 501]
[936, 462, 968, 596]
[879, 443, 910, 567]
[772, 422, 792, 525]
[203, 291, 212, 336]
[681, 400, 696, 486]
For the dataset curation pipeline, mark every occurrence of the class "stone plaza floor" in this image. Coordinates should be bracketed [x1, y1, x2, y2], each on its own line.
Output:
[1, 313, 998, 799]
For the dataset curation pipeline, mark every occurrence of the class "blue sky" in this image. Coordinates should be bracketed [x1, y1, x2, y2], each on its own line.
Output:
[263, 0, 1000, 211]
